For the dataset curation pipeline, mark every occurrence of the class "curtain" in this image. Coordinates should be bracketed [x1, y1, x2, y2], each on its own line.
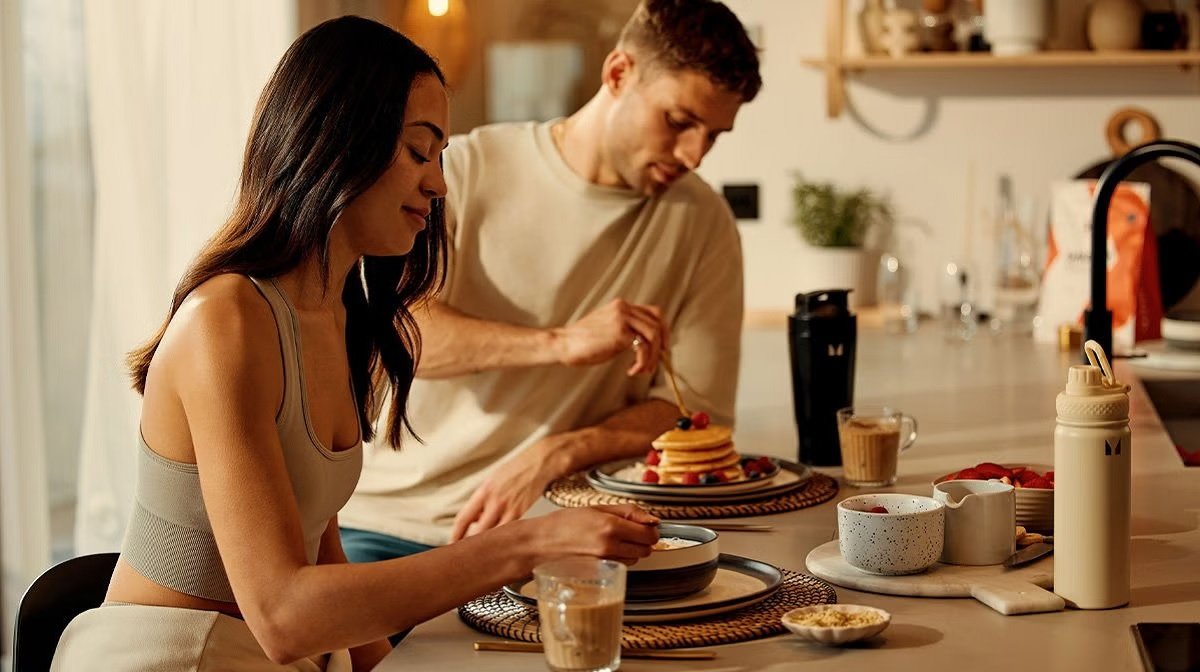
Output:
[74, 0, 295, 553]
[0, 0, 52, 645]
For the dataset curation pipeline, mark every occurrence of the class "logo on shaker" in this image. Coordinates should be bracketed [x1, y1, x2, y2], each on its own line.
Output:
[827, 344, 844, 357]
[1104, 439, 1122, 456]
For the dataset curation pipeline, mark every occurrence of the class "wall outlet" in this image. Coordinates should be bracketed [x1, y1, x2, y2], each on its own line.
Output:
[723, 183, 759, 220]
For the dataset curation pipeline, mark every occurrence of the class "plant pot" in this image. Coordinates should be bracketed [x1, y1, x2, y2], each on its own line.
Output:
[801, 246, 873, 309]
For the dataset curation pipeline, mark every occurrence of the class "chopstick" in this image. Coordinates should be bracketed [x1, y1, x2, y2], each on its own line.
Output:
[474, 641, 717, 660]
[674, 522, 774, 532]
[659, 350, 690, 418]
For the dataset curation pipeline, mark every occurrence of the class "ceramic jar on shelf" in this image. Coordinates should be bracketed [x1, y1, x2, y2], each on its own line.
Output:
[1086, 0, 1144, 51]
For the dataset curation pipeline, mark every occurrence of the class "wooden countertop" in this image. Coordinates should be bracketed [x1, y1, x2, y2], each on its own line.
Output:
[379, 326, 1200, 671]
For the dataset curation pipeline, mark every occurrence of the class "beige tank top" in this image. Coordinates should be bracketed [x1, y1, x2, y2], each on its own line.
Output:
[120, 276, 363, 602]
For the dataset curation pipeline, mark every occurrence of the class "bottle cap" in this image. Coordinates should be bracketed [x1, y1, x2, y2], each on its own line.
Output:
[1056, 340, 1129, 422]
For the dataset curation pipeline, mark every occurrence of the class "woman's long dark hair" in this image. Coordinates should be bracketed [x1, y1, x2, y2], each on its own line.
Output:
[127, 16, 447, 447]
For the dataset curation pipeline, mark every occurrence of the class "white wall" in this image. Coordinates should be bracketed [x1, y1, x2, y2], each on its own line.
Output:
[698, 1, 1200, 315]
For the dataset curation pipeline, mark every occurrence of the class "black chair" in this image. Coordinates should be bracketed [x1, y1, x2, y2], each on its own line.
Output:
[12, 552, 118, 672]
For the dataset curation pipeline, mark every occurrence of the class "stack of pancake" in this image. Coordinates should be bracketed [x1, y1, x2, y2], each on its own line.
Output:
[648, 424, 743, 484]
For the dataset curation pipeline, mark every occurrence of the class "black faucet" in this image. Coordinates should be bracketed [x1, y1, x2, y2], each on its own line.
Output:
[1085, 139, 1200, 360]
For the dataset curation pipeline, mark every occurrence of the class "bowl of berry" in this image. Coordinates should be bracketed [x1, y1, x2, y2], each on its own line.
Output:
[934, 462, 1053, 532]
[837, 494, 945, 575]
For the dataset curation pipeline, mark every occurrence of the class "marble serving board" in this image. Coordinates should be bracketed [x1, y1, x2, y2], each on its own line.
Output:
[805, 540, 1065, 615]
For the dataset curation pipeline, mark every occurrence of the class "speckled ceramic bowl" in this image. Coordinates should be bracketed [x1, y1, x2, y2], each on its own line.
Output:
[837, 494, 945, 575]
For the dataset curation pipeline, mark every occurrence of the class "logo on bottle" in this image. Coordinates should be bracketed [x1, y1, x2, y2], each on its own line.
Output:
[827, 344, 844, 357]
[1104, 439, 1122, 456]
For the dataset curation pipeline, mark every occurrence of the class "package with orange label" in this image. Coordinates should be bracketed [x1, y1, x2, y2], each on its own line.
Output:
[1035, 180, 1163, 350]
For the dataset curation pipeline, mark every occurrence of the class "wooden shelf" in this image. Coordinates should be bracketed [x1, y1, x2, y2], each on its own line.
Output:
[805, 50, 1200, 71]
[811, 0, 1200, 118]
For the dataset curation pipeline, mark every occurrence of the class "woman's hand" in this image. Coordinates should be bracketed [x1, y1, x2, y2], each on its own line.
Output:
[519, 505, 661, 571]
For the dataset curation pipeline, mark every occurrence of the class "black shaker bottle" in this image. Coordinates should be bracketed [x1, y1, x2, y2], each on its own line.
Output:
[788, 289, 857, 466]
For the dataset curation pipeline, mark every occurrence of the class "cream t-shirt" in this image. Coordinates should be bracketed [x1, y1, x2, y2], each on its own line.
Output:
[339, 120, 743, 545]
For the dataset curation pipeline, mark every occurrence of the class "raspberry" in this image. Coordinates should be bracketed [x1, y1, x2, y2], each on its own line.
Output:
[641, 470, 659, 483]
[755, 456, 775, 472]
[868, 506, 889, 514]
[713, 470, 730, 483]
[675, 417, 692, 430]
[690, 411, 711, 429]
[682, 472, 700, 485]
[645, 449, 661, 466]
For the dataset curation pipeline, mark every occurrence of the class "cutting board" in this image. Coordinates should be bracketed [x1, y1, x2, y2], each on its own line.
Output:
[805, 540, 1065, 616]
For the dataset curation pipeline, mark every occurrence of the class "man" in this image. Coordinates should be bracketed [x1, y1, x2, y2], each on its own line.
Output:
[339, 0, 761, 560]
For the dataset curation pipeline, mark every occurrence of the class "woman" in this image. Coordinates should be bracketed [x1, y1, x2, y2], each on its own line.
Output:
[52, 17, 659, 672]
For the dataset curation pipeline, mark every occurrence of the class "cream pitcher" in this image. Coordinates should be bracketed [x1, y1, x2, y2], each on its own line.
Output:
[1054, 339, 1131, 609]
[933, 480, 1016, 565]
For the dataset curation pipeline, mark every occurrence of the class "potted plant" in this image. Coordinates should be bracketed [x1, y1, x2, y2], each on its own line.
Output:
[790, 174, 894, 306]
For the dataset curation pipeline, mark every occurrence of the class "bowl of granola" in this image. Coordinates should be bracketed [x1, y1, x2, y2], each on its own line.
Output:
[627, 523, 719, 601]
[782, 604, 891, 645]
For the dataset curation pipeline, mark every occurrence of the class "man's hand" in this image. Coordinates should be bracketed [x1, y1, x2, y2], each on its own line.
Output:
[551, 298, 670, 376]
[450, 438, 568, 542]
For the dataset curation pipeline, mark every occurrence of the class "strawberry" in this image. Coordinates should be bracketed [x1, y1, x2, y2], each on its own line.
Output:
[1045, 470, 1054, 481]
[690, 411, 711, 430]
[714, 470, 730, 482]
[1026, 476, 1053, 489]
[641, 470, 659, 483]
[645, 449, 661, 466]
[956, 468, 985, 480]
[1017, 469, 1041, 485]
[868, 506, 889, 514]
[682, 472, 701, 485]
[975, 462, 1010, 479]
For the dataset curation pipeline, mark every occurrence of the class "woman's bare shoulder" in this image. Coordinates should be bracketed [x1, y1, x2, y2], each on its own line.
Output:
[153, 274, 283, 397]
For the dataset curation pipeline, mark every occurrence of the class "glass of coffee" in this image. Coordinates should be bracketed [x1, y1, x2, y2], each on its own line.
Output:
[837, 405, 918, 487]
[534, 557, 626, 672]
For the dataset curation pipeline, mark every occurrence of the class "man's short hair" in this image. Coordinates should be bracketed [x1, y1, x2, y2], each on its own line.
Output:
[617, 0, 762, 102]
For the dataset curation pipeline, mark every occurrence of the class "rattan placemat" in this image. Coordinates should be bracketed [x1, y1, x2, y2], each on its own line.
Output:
[458, 568, 837, 649]
[544, 472, 839, 518]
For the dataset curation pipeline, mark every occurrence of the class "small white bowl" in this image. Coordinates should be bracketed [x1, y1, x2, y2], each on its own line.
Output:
[782, 604, 892, 645]
[837, 494, 944, 575]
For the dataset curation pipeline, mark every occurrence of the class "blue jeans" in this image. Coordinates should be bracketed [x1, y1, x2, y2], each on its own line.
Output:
[339, 527, 435, 562]
[339, 527, 436, 646]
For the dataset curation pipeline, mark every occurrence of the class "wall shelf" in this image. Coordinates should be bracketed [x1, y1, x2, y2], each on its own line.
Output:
[809, 0, 1200, 118]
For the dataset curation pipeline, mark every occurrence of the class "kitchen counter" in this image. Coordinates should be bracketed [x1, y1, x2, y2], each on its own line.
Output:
[379, 325, 1200, 671]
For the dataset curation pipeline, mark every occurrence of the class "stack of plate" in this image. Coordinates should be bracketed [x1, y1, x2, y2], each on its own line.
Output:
[504, 554, 784, 623]
[585, 456, 811, 504]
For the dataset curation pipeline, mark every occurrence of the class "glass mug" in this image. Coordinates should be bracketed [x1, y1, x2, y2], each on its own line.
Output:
[837, 405, 918, 487]
[534, 557, 626, 672]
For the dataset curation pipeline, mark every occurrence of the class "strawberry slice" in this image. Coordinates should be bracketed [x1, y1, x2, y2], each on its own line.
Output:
[956, 467, 985, 480]
[1045, 470, 1054, 481]
[1025, 476, 1053, 489]
[868, 506, 889, 514]
[975, 462, 1010, 479]
[1017, 469, 1040, 485]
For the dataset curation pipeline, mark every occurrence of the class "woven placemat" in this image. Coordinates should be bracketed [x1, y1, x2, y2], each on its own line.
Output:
[459, 568, 837, 649]
[544, 472, 839, 519]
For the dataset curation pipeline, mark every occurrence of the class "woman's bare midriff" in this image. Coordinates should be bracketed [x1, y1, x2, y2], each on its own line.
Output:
[106, 557, 243, 618]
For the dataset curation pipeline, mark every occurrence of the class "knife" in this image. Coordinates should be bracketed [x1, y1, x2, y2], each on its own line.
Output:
[1004, 542, 1053, 568]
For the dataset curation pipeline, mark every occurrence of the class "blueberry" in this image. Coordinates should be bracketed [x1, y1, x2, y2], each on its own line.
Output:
[675, 417, 692, 430]
[700, 473, 719, 485]
[749, 470, 763, 480]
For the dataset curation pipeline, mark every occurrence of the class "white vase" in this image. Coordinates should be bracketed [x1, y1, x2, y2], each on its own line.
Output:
[985, 0, 1052, 56]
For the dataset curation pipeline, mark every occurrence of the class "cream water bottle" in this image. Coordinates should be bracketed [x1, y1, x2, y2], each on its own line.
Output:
[1053, 340, 1131, 609]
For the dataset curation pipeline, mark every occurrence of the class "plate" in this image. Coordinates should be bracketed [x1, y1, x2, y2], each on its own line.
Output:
[589, 462, 811, 503]
[503, 553, 783, 624]
[587, 455, 802, 500]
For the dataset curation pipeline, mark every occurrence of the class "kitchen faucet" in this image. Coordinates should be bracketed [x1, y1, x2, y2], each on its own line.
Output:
[1084, 140, 1200, 361]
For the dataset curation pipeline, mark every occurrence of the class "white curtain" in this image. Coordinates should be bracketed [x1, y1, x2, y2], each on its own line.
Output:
[0, 0, 52, 644]
[75, 0, 295, 553]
